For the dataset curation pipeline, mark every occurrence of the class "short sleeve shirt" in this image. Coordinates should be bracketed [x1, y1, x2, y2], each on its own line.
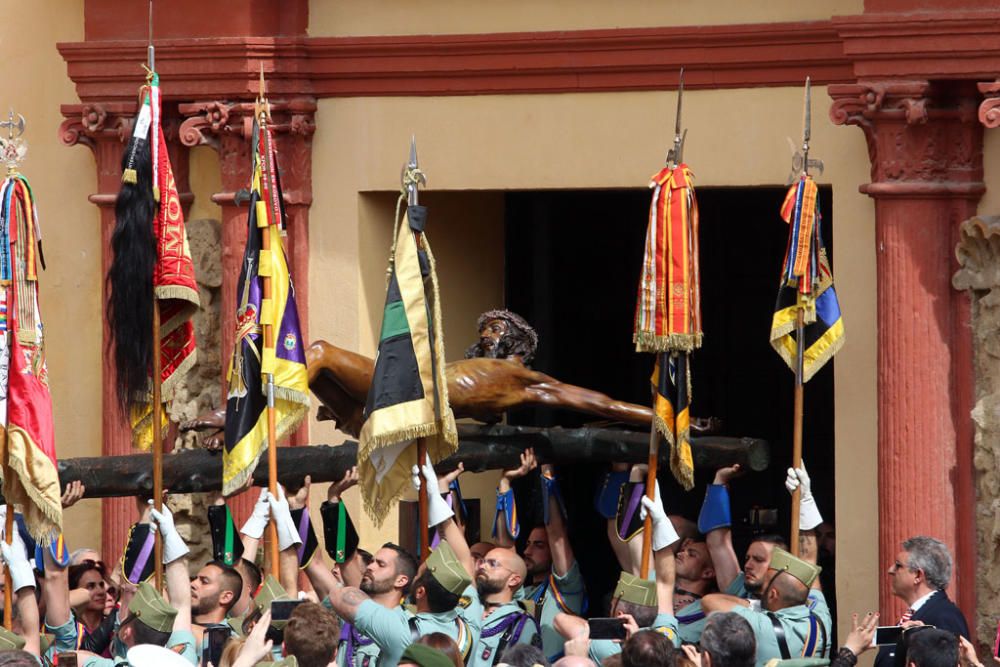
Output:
[468, 601, 540, 667]
[539, 561, 586, 661]
[730, 600, 830, 667]
[676, 571, 748, 643]
[79, 629, 197, 667]
[338, 603, 408, 667]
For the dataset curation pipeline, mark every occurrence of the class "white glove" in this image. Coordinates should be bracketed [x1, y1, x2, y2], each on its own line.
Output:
[268, 488, 302, 551]
[241, 488, 270, 539]
[785, 461, 824, 531]
[0, 535, 34, 592]
[411, 462, 454, 528]
[149, 501, 190, 564]
[639, 481, 679, 552]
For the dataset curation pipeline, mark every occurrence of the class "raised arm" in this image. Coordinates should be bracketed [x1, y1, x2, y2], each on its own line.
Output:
[421, 462, 473, 577]
[268, 485, 304, 596]
[639, 481, 679, 615]
[149, 501, 192, 631]
[603, 463, 633, 574]
[240, 488, 271, 564]
[701, 465, 743, 591]
[540, 463, 574, 577]
[1, 537, 39, 656]
[42, 544, 71, 629]
[494, 449, 536, 548]
[785, 462, 824, 588]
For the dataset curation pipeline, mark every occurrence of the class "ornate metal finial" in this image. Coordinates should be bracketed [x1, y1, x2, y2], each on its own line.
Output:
[401, 135, 426, 206]
[0, 110, 27, 174]
[666, 68, 687, 168]
[787, 77, 824, 183]
[255, 63, 271, 122]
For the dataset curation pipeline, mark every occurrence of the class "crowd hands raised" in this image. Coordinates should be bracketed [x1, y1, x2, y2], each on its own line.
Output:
[0, 456, 986, 667]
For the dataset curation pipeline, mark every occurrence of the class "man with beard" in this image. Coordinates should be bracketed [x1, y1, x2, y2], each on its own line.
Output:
[305, 538, 417, 666]
[190, 561, 243, 646]
[313, 462, 481, 666]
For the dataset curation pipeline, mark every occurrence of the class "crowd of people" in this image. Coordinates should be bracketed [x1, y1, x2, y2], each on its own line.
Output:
[0, 452, 986, 667]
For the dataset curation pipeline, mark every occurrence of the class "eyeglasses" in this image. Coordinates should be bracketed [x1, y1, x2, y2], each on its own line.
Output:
[482, 558, 512, 573]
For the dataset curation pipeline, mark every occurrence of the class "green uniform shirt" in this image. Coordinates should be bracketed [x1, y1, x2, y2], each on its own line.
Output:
[538, 561, 586, 661]
[676, 572, 748, 643]
[730, 591, 831, 667]
[352, 585, 481, 666]
[79, 629, 197, 667]
[588, 612, 680, 664]
[334, 603, 407, 667]
[467, 599, 540, 667]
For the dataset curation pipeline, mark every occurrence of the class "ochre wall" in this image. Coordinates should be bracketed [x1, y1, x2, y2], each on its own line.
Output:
[309, 0, 864, 36]
[305, 88, 879, 635]
[0, 0, 102, 552]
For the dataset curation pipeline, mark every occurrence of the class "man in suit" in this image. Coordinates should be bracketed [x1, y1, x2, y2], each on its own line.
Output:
[874, 536, 969, 667]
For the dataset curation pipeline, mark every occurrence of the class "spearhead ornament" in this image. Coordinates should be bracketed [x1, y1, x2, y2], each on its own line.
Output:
[787, 77, 824, 183]
[402, 135, 426, 206]
[666, 68, 687, 168]
[0, 109, 27, 174]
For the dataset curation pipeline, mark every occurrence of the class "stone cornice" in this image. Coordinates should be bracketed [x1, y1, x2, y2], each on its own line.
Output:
[57, 21, 852, 103]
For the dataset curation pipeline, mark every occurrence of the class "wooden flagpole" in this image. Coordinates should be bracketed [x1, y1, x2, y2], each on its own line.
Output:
[257, 69, 281, 579]
[789, 77, 813, 558]
[146, 0, 165, 592]
[405, 137, 431, 562]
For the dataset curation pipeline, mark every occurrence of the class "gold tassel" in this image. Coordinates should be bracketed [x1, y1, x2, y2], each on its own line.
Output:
[121, 168, 137, 184]
[152, 185, 160, 203]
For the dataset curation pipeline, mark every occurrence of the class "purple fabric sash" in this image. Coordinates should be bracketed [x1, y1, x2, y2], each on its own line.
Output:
[129, 530, 156, 583]
[618, 484, 644, 540]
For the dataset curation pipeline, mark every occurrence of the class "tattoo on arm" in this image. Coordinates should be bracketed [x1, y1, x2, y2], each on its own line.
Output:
[341, 587, 368, 608]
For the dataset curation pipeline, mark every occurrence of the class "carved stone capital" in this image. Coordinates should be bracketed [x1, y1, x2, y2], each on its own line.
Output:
[828, 80, 983, 196]
[977, 81, 1000, 129]
[59, 103, 134, 151]
[954, 216, 1000, 293]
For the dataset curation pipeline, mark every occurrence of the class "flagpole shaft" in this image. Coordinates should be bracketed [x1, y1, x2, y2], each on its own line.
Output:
[790, 307, 805, 557]
[640, 420, 658, 579]
[3, 440, 12, 630]
[260, 215, 280, 579]
[417, 438, 429, 562]
[152, 297, 164, 591]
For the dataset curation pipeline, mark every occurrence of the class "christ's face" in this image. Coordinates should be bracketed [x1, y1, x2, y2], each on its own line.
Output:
[478, 319, 509, 358]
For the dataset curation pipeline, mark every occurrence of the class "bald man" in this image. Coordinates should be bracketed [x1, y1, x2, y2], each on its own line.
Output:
[466, 546, 540, 666]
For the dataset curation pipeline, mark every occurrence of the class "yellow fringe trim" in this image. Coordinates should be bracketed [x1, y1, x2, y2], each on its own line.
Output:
[634, 332, 703, 354]
[3, 426, 63, 543]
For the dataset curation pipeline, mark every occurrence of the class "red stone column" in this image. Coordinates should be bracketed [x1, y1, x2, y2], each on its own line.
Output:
[179, 99, 314, 523]
[59, 103, 194, 559]
[830, 80, 982, 622]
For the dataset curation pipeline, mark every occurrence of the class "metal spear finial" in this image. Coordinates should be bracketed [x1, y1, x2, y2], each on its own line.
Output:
[666, 68, 687, 168]
[402, 135, 426, 207]
[0, 110, 27, 174]
[786, 77, 823, 183]
[147, 0, 155, 75]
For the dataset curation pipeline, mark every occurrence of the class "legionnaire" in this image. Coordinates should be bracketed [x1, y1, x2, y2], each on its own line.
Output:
[681, 463, 827, 644]
[554, 480, 682, 664]
[702, 547, 831, 665]
[41, 503, 197, 667]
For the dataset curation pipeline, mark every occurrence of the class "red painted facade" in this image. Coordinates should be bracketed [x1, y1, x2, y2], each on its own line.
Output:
[60, 0, 997, 627]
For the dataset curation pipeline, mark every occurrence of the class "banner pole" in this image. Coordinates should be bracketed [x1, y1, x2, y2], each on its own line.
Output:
[152, 298, 164, 590]
[790, 308, 805, 557]
[639, 418, 659, 579]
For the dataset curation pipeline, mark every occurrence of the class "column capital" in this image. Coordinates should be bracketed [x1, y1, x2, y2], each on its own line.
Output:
[828, 80, 983, 199]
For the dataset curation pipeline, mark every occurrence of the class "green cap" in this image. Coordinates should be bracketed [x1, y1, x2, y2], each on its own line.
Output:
[425, 541, 472, 595]
[768, 547, 821, 588]
[130, 581, 178, 633]
[613, 571, 657, 607]
[227, 610, 248, 637]
[258, 658, 299, 667]
[763, 659, 829, 667]
[0, 626, 25, 651]
[400, 643, 455, 667]
[254, 574, 294, 628]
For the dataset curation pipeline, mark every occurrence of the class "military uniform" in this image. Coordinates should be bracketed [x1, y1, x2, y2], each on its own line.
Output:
[351, 542, 480, 666]
[67, 582, 197, 667]
[587, 572, 680, 665]
[466, 599, 539, 667]
[536, 560, 586, 661]
[730, 549, 830, 667]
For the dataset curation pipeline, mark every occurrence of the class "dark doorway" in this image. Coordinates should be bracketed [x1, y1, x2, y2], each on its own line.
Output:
[503, 186, 836, 617]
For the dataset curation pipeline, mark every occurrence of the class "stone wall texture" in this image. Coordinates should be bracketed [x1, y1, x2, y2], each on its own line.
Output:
[953, 215, 1000, 648]
[166, 218, 223, 570]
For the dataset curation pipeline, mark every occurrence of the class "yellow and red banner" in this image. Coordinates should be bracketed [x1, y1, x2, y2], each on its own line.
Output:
[0, 174, 62, 542]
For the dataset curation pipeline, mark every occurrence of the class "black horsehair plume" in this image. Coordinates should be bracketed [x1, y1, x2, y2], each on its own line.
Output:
[107, 124, 157, 413]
